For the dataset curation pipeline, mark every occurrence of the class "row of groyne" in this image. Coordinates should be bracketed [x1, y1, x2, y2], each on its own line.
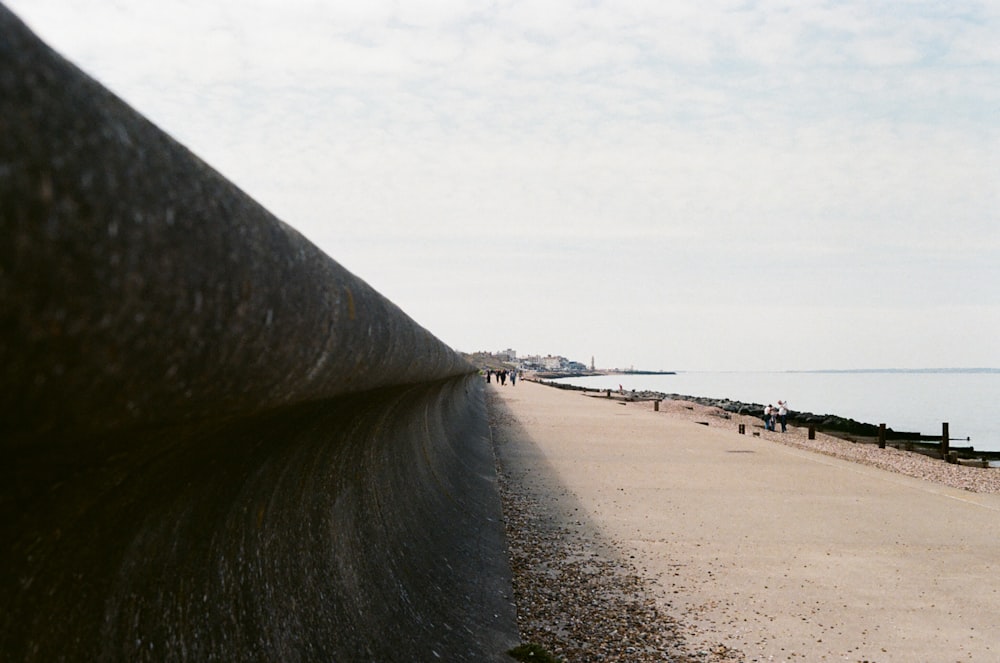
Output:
[536, 380, 1000, 463]
[1, 5, 517, 661]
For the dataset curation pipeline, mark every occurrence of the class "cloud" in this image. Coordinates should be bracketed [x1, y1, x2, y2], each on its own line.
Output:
[6, 0, 999, 369]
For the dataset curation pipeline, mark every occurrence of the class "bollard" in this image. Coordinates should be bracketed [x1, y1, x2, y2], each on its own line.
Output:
[808, 426, 815, 440]
[941, 422, 950, 457]
[606, 389, 611, 398]
[878, 423, 886, 449]
[738, 424, 745, 435]
[654, 400, 660, 411]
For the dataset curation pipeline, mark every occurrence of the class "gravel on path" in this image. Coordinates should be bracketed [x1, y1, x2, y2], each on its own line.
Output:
[489, 387, 1000, 662]
[489, 390, 739, 662]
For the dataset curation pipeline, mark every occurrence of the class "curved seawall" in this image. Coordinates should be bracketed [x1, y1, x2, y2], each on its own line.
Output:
[0, 5, 516, 660]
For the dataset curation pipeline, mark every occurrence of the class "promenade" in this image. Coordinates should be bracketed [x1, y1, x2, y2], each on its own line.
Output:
[489, 379, 1000, 662]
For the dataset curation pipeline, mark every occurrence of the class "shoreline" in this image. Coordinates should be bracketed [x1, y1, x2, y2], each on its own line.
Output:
[534, 378, 1000, 466]
[487, 379, 1000, 661]
[631, 391, 1000, 493]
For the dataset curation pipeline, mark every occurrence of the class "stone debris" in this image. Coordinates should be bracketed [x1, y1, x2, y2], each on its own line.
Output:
[490, 394, 740, 662]
[489, 388, 1000, 663]
[496, 468, 725, 662]
[652, 398, 1000, 494]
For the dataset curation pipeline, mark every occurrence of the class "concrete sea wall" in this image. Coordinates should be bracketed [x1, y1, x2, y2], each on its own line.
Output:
[0, 5, 516, 660]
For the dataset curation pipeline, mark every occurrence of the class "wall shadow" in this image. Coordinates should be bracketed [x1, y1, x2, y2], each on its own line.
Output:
[3, 375, 517, 661]
[485, 386, 710, 662]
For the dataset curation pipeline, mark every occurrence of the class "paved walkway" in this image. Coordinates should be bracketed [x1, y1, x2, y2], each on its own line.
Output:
[492, 380, 1000, 662]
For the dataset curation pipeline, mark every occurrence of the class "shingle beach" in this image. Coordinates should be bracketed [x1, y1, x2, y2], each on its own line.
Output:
[489, 379, 1000, 662]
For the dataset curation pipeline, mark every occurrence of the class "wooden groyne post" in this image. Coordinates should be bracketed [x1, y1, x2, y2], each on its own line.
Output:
[878, 423, 886, 449]
[941, 422, 949, 457]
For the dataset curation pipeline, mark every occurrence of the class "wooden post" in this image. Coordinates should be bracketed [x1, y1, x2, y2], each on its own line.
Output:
[941, 422, 949, 457]
[654, 400, 660, 411]
[808, 426, 815, 440]
[738, 424, 745, 435]
[606, 389, 611, 398]
[878, 423, 886, 449]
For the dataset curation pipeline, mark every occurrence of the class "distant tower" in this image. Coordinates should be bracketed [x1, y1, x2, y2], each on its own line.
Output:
[591, 356, 595, 371]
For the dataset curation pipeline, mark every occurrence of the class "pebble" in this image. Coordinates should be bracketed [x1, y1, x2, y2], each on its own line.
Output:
[490, 392, 738, 662]
[653, 398, 1000, 494]
[489, 392, 1000, 662]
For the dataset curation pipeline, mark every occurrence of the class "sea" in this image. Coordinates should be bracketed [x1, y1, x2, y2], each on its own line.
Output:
[552, 370, 1000, 453]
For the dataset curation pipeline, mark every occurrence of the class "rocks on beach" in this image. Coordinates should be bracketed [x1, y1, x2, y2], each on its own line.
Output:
[490, 393, 726, 663]
[644, 396, 1000, 495]
[541, 380, 1000, 478]
[490, 382, 1000, 663]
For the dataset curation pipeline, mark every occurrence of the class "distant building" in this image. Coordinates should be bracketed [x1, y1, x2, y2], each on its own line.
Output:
[541, 355, 563, 370]
[512, 352, 593, 373]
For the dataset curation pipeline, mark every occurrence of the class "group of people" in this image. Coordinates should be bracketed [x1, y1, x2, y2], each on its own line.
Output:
[485, 368, 516, 386]
[763, 400, 788, 433]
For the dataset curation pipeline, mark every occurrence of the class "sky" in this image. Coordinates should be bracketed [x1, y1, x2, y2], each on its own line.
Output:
[6, 0, 1000, 371]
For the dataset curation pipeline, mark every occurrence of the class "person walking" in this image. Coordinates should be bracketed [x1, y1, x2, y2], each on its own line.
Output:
[778, 400, 788, 433]
[763, 404, 773, 431]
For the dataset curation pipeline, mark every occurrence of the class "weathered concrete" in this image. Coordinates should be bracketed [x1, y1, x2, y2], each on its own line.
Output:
[1, 5, 516, 660]
[4, 376, 515, 662]
[0, 4, 469, 439]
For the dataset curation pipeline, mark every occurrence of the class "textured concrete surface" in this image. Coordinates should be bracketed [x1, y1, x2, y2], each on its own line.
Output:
[0, 4, 468, 439]
[1, 5, 516, 660]
[4, 376, 515, 662]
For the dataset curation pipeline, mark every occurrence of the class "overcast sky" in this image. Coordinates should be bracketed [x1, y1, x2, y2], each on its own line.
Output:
[7, 0, 1000, 371]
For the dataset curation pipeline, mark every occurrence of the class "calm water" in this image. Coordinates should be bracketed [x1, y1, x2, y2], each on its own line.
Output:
[554, 371, 1000, 452]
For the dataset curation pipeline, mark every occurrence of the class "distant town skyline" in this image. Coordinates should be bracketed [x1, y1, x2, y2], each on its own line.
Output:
[472, 348, 635, 373]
